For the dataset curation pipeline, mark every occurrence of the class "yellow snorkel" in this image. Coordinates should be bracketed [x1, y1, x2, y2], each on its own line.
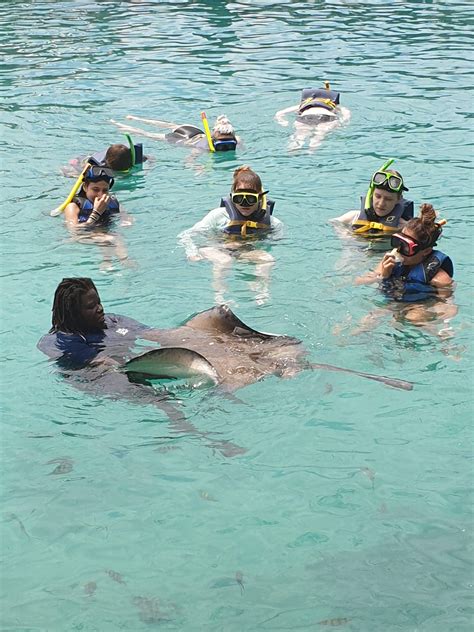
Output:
[201, 111, 215, 153]
[364, 158, 395, 211]
[50, 162, 90, 217]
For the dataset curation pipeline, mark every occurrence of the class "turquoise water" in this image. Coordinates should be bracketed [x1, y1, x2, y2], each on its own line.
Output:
[1, 1, 473, 629]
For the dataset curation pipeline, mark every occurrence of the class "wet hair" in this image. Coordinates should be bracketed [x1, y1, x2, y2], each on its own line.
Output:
[50, 277, 99, 333]
[213, 115, 235, 138]
[232, 165, 262, 192]
[404, 203, 442, 248]
[104, 144, 133, 171]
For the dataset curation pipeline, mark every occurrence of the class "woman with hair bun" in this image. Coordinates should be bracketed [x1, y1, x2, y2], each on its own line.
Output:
[178, 166, 283, 305]
[355, 203, 457, 333]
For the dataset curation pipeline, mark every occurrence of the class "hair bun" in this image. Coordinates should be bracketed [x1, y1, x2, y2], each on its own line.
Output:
[213, 115, 234, 135]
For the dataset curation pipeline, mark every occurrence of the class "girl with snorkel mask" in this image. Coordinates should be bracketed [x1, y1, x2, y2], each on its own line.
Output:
[178, 166, 283, 305]
[63, 166, 133, 271]
[353, 203, 457, 336]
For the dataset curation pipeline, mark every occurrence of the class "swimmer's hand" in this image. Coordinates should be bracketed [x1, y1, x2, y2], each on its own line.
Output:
[380, 252, 397, 279]
[188, 253, 203, 262]
[93, 193, 110, 216]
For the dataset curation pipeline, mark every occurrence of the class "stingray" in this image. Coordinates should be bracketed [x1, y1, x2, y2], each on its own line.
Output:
[122, 305, 413, 392]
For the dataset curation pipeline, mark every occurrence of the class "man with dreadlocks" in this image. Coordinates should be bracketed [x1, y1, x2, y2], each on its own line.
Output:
[37, 278, 155, 368]
[37, 277, 245, 457]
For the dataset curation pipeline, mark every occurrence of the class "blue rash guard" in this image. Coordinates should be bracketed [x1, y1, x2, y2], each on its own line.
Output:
[37, 314, 150, 369]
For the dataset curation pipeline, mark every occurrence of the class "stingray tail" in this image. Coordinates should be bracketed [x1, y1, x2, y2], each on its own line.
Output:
[309, 362, 413, 391]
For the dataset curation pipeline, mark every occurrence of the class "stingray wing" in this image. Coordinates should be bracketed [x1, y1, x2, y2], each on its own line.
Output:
[183, 304, 286, 340]
[123, 347, 220, 386]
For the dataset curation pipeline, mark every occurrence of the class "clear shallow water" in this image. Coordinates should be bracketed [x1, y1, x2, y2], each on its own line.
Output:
[1, 1, 473, 630]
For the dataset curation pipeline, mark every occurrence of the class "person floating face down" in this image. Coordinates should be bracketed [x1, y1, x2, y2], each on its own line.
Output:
[63, 166, 133, 269]
[274, 82, 349, 152]
[178, 165, 284, 305]
[275, 82, 342, 126]
[354, 203, 456, 334]
[61, 139, 146, 178]
[331, 161, 414, 238]
[109, 114, 239, 153]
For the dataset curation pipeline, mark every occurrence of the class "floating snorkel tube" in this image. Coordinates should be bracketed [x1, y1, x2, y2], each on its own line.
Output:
[364, 158, 395, 211]
[50, 161, 90, 217]
[201, 111, 215, 153]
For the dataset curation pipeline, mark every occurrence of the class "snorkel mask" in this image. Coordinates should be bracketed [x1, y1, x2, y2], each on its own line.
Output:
[84, 166, 115, 188]
[391, 221, 445, 257]
[213, 138, 237, 152]
[364, 159, 408, 211]
[231, 190, 269, 209]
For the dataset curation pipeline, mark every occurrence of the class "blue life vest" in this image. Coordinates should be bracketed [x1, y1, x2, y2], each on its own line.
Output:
[381, 250, 453, 302]
[89, 143, 144, 168]
[220, 196, 274, 238]
[351, 196, 414, 237]
[299, 88, 341, 114]
[73, 194, 120, 224]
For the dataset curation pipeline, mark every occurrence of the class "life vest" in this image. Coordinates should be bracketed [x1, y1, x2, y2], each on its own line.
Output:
[351, 196, 414, 237]
[220, 196, 274, 238]
[381, 250, 453, 302]
[299, 88, 341, 115]
[88, 143, 144, 168]
[73, 194, 120, 224]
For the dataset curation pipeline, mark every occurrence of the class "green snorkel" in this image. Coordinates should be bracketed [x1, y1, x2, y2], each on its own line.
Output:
[124, 133, 136, 170]
[364, 157, 395, 210]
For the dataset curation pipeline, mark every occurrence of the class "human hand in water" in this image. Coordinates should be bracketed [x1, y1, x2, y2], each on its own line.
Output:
[380, 252, 397, 279]
[93, 193, 110, 216]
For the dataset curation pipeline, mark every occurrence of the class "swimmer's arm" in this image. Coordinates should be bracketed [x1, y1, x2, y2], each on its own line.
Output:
[274, 105, 298, 126]
[329, 210, 358, 225]
[119, 204, 134, 227]
[109, 119, 166, 141]
[355, 256, 395, 285]
[269, 216, 284, 239]
[430, 270, 454, 296]
[178, 208, 226, 260]
[64, 202, 81, 229]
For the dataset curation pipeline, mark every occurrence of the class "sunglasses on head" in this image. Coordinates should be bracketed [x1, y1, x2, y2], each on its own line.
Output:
[371, 170, 406, 193]
[85, 166, 115, 184]
[231, 190, 268, 208]
[390, 233, 426, 257]
[213, 139, 237, 152]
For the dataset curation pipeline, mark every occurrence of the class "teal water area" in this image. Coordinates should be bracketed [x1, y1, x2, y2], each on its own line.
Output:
[1, 1, 473, 629]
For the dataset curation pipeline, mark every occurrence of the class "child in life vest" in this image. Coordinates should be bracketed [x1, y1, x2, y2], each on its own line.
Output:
[64, 166, 133, 270]
[178, 166, 283, 305]
[331, 160, 414, 239]
[354, 203, 456, 334]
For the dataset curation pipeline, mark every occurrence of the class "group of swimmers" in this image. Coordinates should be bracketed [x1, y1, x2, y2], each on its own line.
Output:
[52, 81, 455, 337]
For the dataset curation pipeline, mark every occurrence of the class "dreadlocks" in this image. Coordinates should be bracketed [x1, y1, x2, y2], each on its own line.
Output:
[51, 278, 98, 333]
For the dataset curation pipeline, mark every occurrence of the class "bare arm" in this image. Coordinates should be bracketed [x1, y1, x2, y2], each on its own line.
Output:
[109, 119, 166, 141]
[177, 208, 224, 260]
[355, 253, 396, 285]
[126, 114, 181, 128]
[274, 104, 298, 126]
[329, 210, 358, 225]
